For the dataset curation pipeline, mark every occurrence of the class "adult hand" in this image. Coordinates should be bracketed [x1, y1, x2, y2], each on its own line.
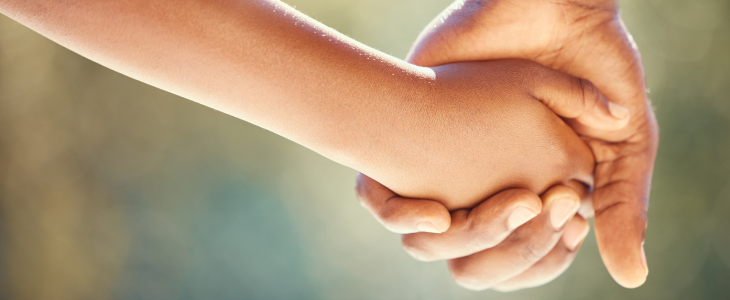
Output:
[358, 175, 593, 291]
[365, 0, 657, 288]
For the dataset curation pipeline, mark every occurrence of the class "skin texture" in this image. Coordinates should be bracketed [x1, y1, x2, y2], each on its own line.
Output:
[0, 0, 628, 211]
[0, 0, 629, 291]
[358, 0, 659, 289]
[357, 176, 593, 290]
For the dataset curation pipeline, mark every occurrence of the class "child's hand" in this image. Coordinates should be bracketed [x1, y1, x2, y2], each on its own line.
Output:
[0, 0, 645, 290]
[357, 59, 620, 217]
[403, 0, 658, 288]
[354, 59, 606, 291]
[354, 58, 614, 227]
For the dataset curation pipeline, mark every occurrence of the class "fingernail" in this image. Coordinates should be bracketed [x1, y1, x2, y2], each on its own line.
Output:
[417, 221, 441, 233]
[508, 206, 537, 230]
[641, 241, 648, 275]
[562, 218, 589, 251]
[550, 198, 579, 229]
[608, 101, 630, 119]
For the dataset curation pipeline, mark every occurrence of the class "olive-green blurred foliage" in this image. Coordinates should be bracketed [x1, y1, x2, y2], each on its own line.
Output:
[0, 0, 728, 299]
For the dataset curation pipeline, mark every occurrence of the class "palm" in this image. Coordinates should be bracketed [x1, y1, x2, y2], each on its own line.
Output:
[407, 0, 658, 288]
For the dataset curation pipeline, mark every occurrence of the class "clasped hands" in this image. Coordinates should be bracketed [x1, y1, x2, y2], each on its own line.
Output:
[355, 0, 658, 291]
[0, 0, 658, 291]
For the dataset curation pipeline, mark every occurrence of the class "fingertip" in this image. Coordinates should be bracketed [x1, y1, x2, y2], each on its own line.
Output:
[576, 105, 630, 132]
[507, 206, 538, 231]
[416, 221, 440, 233]
[608, 101, 630, 120]
[410, 200, 451, 233]
[374, 198, 451, 234]
[574, 82, 631, 131]
[565, 180, 595, 219]
[510, 189, 543, 212]
[605, 101, 631, 130]
[561, 217, 589, 251]
[543, 185, 581, 230]
[485, 189, 540, 231]
[543, 185, 581, 204]
[594, 203, 649, 288]
[422, 206, 451, 233]
[615, 270, 648, 288]
[611, 241, 648, 288]
[354, 173, 452, 234]
[578, 199, 595, 219]
[601, 247, 649, 288]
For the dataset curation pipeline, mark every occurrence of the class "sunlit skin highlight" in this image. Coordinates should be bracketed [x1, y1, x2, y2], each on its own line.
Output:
[360, 0, 658, 290]
[0, 0, 644, 291]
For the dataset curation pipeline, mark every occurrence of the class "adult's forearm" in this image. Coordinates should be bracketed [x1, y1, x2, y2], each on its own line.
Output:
[0, 0, 431, 169]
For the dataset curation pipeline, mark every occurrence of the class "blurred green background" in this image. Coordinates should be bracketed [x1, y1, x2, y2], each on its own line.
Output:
[0, 0, 729, 299]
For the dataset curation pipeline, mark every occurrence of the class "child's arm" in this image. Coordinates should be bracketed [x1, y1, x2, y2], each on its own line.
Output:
[1, 0, 614, 289]
[0, 0, 624, 174]
[1, 0, 433, 169]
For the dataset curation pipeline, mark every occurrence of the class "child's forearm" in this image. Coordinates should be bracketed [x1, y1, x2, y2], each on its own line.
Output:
[0, 0, 606, 210]
[0, 0, 430, 170]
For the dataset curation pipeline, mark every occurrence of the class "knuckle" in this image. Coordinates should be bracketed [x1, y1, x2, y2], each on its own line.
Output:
[524, 62, 545, 87]
[379, 210, 410, 234]
[519, 244, 544, 263]
[580, 78, 601, 107]
[377, 207, 397, 225]
[507, 228, 553, 264]
[569, 76, 585, 105]
[468, 235, 496, 251]
[377, 204, 413, 231]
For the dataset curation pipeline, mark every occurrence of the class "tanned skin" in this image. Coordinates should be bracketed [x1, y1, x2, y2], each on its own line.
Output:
[0, 0, 635, 291]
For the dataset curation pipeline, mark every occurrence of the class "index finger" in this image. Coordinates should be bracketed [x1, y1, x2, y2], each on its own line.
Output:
[355, 173, 451, 234]
[401, 188, 542, 261]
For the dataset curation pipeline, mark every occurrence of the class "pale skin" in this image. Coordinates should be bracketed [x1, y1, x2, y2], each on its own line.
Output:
[0, 0, 633, 291]
[358, 0, 659, 290]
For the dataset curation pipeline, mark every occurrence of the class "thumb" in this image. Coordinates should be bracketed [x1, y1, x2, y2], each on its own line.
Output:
[355, 173, 451, 234]
[530, 69, 631, 131]
[593, 181, 649, 288]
